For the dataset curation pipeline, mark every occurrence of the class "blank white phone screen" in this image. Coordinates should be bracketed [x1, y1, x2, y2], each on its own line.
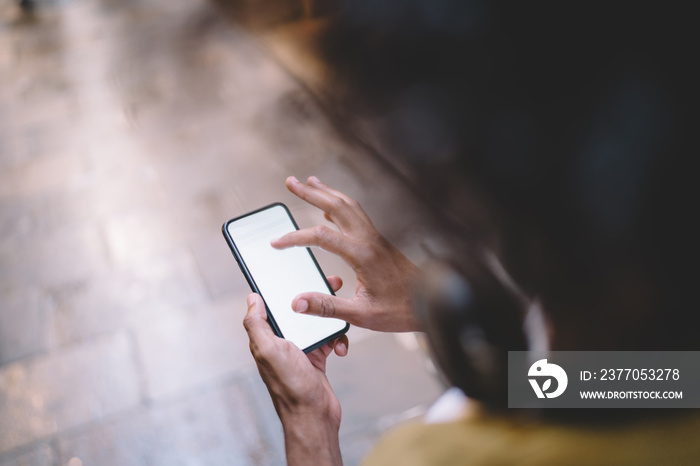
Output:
[227, 205, 347, 350]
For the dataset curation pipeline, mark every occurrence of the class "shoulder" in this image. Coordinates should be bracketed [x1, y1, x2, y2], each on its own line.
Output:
[361, 411, 700, 466]
[361, 414, 518, 466]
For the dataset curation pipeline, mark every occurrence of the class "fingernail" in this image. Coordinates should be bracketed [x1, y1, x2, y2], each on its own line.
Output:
[247, 294, 255, 306]
[289, 176, 299, 184]
[337, 341, 347, 353]
[309, 176, 320, 183]
[294, 299, 308, 313]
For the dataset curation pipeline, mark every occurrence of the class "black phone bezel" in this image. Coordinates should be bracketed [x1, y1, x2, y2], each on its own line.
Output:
[221, 202, 349, 353]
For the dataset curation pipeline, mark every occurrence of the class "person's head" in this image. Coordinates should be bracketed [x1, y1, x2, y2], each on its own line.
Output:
[317, 1, 698, 406]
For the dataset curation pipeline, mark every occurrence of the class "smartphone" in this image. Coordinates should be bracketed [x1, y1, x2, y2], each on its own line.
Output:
[222, 203, 349, 353]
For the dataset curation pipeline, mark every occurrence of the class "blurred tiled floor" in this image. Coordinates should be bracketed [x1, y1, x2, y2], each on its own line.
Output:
[0, 0, 443, 465]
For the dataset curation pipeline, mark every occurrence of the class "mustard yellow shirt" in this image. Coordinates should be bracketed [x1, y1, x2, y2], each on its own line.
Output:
[363, 410, 700, 465]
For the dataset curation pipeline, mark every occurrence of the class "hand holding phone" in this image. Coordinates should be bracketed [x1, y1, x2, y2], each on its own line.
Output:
[222, 203, 349, 353]
[242, 293, 344, 464]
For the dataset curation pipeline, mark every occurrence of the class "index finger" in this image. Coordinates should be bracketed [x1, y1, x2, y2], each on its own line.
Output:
[271, 226, 361, 267]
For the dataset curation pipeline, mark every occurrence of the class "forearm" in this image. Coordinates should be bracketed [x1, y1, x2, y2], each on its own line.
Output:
[281, 411, 342, 466]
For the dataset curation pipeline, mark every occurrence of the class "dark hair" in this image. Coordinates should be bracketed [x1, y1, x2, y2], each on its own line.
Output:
[318, 1, 698, 353]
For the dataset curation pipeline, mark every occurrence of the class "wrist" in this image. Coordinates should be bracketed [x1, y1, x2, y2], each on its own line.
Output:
[281, 409, 342, 466]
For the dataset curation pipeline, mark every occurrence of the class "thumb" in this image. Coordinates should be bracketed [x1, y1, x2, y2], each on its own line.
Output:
[292, 292, 357, 321]
[243, 293, 275, 342]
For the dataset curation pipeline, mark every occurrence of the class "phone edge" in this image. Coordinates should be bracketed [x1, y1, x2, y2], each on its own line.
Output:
[221, 206, 286, 340]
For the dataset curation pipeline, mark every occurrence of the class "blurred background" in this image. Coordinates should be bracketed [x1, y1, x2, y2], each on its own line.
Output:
[0, 0, 448, 464]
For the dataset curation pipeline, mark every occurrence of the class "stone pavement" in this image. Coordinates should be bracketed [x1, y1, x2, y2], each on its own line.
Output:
[0, 0, 444, 464]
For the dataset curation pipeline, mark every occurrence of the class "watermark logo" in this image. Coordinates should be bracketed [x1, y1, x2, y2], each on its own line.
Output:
[528, 359, 568, 398]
